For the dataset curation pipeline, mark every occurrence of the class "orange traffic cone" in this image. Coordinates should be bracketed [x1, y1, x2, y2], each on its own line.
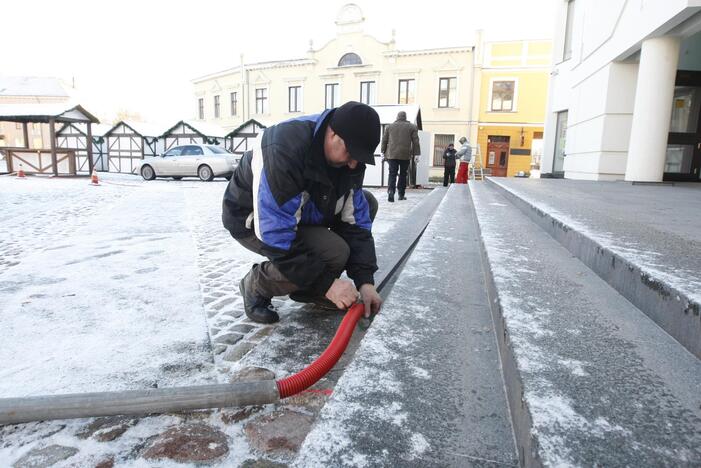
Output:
[17, 164, 26, 178]
[90, 169, 99, 186]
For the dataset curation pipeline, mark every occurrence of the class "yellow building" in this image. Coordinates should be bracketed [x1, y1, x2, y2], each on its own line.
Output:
[475, 40, 551, 177]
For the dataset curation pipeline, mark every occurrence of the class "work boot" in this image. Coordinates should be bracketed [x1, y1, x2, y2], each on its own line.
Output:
[289, 291, 342, 311]
[239, 273, 279, 324]
[398, 193, 407, 200]
[388, 191, 395, 202]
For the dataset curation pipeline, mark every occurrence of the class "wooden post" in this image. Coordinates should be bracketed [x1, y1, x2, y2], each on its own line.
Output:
[6, 149, 13, 173]
[86, 122, 94, 174]
[22, 122, 29, 148]
[49, 118, 58, 176]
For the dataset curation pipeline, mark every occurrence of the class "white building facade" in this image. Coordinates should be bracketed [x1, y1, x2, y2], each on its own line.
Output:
[541, 0, 701, 181]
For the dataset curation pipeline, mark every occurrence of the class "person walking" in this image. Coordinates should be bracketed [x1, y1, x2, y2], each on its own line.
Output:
[380, 111, 420, 202]
[442, 143, 458, 186]
[222, 101, 383, 324]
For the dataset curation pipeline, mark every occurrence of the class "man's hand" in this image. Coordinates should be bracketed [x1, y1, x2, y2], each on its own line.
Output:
[359, 284, 382, 318]
[325, 279, 359, 309]
[414, 156, 420, 164]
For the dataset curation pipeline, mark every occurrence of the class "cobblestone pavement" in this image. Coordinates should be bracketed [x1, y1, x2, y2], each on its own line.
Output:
[0, 174, 428, 467]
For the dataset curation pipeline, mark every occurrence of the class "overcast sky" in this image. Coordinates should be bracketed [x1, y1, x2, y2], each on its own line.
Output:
[3, 0, 555, 123]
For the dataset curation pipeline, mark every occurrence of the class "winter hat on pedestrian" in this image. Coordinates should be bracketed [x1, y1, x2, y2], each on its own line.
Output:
[459, 136, 467, 144]
[329, 101, 381, 165]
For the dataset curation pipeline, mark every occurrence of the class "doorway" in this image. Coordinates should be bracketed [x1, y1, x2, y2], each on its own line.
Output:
[487, 136, 510, 177]
[665, 70, 701, 181]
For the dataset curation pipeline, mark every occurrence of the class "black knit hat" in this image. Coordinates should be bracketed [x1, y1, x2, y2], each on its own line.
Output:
[329, 101, 380, 165]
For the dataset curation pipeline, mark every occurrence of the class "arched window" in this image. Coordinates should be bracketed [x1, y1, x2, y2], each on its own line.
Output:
[338, 53, 362, 67]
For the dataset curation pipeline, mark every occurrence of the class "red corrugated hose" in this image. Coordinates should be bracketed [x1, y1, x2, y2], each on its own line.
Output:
[276, 302, 365, 398]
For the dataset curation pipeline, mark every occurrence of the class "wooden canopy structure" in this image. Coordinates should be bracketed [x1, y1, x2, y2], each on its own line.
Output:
[104, 121, 166, 174]
[0, 104, 100, 176]
[160, 120, 227, 153]
[224, 119, 266, 157]
[57, 122, 112, 172]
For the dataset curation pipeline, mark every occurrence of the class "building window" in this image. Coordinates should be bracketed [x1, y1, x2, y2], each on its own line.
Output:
[398, 79, 415, 104]
[288, 86, 302, 113]
[198, 98, 204, 120]
[230, 92, 238, 116]
[255, 88, 268, 114]
[325, 83, 340, 109]
[563, 0, 575, 61]
[491, 81, 515, 111]
[338, 53, 362, 67]
[214, 95, 221, 119]
[433, 134, 455, 166]
[360, 81, 376, 105]
[438, 77, 457, 108]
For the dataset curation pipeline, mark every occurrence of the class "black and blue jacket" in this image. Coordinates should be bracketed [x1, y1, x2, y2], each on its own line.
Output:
[222, 110, 377, 295]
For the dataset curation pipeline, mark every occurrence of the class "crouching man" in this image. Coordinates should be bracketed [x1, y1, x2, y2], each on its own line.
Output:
[222, 101, 383, 324]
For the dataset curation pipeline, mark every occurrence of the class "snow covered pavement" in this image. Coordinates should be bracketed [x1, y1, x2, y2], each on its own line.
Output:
[0, 172, 427, 466]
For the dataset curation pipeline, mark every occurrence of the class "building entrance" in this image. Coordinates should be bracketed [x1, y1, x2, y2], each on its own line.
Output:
[665, 70, 701, 181]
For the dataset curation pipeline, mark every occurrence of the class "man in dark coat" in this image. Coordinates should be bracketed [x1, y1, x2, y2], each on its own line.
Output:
[222, 101, 383, 324]
[380, 111, 420, 202]
[442, 143, 458, 186]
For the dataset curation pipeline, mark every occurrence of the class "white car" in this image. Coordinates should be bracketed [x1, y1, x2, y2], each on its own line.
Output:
[139, 144, 239, 181]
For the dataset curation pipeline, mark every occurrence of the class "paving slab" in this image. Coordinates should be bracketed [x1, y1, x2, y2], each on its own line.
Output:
[486, 178, 701, 359]
[470, 181, 701, 466]
[296, 185, 517, 467]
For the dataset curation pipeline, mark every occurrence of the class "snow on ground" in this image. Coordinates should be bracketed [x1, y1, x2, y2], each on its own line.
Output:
[0, 172, 428, 467]
[0, 175, 214, 396]
[0, 173, 418, 398]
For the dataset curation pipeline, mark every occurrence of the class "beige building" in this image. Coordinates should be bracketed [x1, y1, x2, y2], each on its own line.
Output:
[0, 76, 71, 149]
[192, 4, 480, 168]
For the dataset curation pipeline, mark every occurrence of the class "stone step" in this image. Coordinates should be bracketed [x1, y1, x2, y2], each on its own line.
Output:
[470, 180, 701, 466]
[485, 177, 701, 359]
[295, 185, 517, 466]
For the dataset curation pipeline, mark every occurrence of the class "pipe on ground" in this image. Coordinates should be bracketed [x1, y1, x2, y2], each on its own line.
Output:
[0, 303, 366, 425]
[0, 381, 279, 426]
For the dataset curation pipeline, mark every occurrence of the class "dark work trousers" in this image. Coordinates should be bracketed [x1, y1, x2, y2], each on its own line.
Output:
[236, 190, 378, 299]
[387, 159, 410, 196]
[443, 165, 455, 186]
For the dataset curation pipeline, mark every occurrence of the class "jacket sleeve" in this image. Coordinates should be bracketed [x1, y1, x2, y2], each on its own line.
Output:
[332, 186, 378, 289]
[442, 148, 449, 159]
[456, 144, 467, 157]
[411, 126, 421, 156]
[252, 143, 336, 293]
[380, 127, 389, 154]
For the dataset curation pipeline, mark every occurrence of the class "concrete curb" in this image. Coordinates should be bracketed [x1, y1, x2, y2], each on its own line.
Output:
[485, 177, 701, 359]
[469, 181, 701, 466]
[468, 184, 542, 468]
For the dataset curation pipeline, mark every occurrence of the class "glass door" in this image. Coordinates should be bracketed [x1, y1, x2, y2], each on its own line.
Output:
[553, 110, 568, 175]
[665, 71, 701, 181]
